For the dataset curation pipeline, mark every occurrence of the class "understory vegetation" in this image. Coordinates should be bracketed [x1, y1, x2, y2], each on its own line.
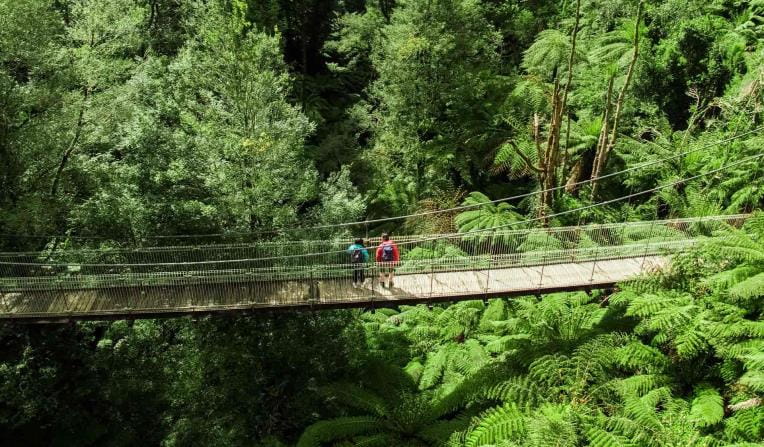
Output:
[0, 0, 763, 445]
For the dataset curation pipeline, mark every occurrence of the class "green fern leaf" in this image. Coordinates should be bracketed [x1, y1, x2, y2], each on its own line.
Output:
[296, 416, 384, 447]
[729, 272, 764, 301]
[690, 385, 725, 427]
[465, 403, 525, 447]
[585, 425, 634, 447]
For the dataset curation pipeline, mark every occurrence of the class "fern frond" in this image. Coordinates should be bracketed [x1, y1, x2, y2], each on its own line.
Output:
[526, 404, 577, 447]
[296, 416, 384, 447]
[484, 333, 532, 354]
[405, 359, 425, 384]
[705, 265, 760, 290]
[689, 385, 725, 428]
[614, 341, 669, 372]
[483, 375, 544, 408]
[464, 403, 525, 447]
[585, 425, 634, 447]
[322, 384, 389, 417]
[352, 433, 400, 447]
[479, 299, 508, 331]
[616, 374, 670, 397]
[420, 348, 449, 390]
[723, 406, 763, 442]
[739, 370, 764, 393]
[674, 324, 710, 360]
[729, 272, 764, 301]
[419, 415, 473, 444]
[623, 389, 668, 431]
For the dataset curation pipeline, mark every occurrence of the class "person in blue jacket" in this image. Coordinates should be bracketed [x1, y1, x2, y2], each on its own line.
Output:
[347, 238, 370, 287]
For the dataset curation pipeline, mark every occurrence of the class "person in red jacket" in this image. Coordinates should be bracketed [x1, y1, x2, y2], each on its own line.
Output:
[376, 233, 400, 288]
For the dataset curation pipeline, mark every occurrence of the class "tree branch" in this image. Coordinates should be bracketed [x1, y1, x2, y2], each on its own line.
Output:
[51, 87, 89, 197]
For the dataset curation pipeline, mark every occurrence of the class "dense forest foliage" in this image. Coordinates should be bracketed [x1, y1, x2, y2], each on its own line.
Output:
[0, 0, 762, 445]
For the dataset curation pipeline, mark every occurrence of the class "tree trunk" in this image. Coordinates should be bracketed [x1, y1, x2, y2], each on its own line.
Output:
[51, 87, 89, 197]
[561, 113, 572, 193]
[540, 79, 562, 224]
[565, 158, 585, 193]
[559, 0, 581, 193]
[590, 0, 643, 198]
[589, 74, 615, 194]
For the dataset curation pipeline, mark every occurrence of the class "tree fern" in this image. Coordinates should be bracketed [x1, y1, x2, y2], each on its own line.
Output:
[623, 387, 671, 431]
[418, 415, 474, 445]
[722, 406, 763, 443]
[419, 348, 449, 390]
[454, 192, 523, 243]
[479, 299, 508, 331]
[405, 359, 425, 384]
[351, 433, 401, 447]
[589, 18, 644, 68]
[522, 29, 574, 78]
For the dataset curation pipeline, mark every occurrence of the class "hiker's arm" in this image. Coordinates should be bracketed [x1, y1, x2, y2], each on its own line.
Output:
[375, 246, 382, 262]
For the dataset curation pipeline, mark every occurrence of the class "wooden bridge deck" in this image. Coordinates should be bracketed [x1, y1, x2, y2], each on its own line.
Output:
[0, 256, 665, 322]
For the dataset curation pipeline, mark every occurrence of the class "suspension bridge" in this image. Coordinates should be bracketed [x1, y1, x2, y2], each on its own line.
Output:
[2, 136, 761, 322]
[0, 214, 746, 321]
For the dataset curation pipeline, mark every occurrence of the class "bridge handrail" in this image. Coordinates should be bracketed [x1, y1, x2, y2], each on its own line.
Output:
[0, 214, 747, 259]
[0, 237, 704, 292]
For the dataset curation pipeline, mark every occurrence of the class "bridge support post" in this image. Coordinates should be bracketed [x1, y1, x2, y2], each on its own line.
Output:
[485, 255, 492, 295]
[589, 225, 602, 284]
[309, 270, 318, 307]
[429, 257, 435, 299]
[370, 266, 375, 311]
[58, 278, 73, 315]
[371, 264, 377, 303]
[538, 241, 548, 290]
[640, 220, 657, 272]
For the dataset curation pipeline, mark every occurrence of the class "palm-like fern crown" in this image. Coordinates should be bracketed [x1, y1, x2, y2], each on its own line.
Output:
[454, 192, 523, 244]
[522, 29, 569, 76]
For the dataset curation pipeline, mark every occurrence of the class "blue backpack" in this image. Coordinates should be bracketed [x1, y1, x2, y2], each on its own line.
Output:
[381, 243, 394, 262]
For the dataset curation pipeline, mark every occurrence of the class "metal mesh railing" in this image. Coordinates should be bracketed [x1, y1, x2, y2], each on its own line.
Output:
[0, 214, 747, 319]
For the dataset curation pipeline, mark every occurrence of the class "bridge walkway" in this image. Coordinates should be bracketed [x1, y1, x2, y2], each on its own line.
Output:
[1, 256, 664, 321]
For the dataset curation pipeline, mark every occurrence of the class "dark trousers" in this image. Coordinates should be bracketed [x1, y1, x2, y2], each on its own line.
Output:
[352, 266, 365, 283]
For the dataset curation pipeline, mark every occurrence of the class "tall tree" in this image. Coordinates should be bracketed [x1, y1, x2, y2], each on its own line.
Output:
[172, 0, 318, 231]
[590, 0, 644, 197]
[367, 0, 500, 213]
